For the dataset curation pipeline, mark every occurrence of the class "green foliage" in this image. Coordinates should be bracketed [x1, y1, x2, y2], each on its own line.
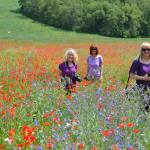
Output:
[18, 0, 150, 37]
[137, 0, 150, 36]
[1, 0, 150, 43]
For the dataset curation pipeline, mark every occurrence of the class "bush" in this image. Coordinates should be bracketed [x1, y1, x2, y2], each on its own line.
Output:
[18, 0, 150, 37]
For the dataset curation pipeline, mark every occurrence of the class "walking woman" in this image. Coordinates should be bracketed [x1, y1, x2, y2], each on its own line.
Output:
[129, 42, 150, 110]
[59, 48, 81, 94]
[85, 45, 103, 81]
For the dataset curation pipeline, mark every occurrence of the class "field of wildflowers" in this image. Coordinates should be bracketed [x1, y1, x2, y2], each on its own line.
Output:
[0, 41, 150, 150]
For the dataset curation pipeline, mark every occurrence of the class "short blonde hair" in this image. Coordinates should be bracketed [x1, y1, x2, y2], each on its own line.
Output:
[64, 48, 78, 62]
[139, 42, 150, 58]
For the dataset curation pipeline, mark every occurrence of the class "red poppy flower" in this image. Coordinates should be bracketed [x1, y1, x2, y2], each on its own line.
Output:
[9, 129, 16, 137]
[96, 102, 103, 109]
[132, 129, 140, 134]
[46, 143, 53, 149]
[102, 130, 111, 137]
[43, 122, 51, 126]
[78, 143, 85, 149]
[127, 122, 134, 128]
[118, 123, 124, 129]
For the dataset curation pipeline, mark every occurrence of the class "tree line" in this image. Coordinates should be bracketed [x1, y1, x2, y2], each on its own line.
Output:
[18, 0, 150, 38]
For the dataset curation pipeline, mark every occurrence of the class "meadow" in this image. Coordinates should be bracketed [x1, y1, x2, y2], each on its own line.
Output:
[0, 0, 150, 149]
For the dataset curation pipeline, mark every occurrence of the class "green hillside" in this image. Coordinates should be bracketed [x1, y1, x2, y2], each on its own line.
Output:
[0, 0, 149, 44]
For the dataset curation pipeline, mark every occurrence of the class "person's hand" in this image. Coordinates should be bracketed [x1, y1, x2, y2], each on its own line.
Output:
[57, 78, 61, 82]
[147, 73, 150, 81]
[148, 77, 150, 81]
[57, 77, 64, 83]
[143, 75, 150, 81]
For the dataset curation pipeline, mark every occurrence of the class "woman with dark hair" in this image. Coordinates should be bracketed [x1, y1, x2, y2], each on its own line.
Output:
[85, 45, 103, 81]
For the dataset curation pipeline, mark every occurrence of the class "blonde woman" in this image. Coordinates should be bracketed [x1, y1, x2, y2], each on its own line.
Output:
[59, 48, 81, 94]
[128, 42, 150, 110]
[129, 42, 150, 90]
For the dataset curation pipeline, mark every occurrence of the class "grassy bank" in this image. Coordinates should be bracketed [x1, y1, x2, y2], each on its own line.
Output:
[0, 0, 149, 44]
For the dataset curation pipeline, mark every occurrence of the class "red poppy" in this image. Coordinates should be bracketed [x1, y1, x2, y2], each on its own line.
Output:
[0, 102, 3, 108]
[118, 123, 125, 129]
[96, 102, 103, 109]
[132, 129, 140, 134]
[28, 136, 36, 142]
[102, 130, 111, 137]
[9, 107, 15, 117]
[52, 117, 60, 123]
[0, 144, 4, 150]
[112, 144, 120, 150]
[0, 110, 6, 117]
[26, 113, 31, 117]
[66, 95, 73, 100]
[127, 122, 134, 128]
[43, 122, 51, 126]
[46, 143, 53, 149]
[43, 113, 50, 119]
[91, 146, 98, 150]
[9, 129, 16, 137]
[78, 143, 85, 149]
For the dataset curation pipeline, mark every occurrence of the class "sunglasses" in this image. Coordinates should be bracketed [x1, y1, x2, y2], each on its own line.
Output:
[141, 48, 150, 52]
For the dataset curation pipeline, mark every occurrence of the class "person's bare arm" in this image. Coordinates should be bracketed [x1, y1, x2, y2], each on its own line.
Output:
[100, 56, 103, 80]
[58, 69, 64, 82]
[130, 73, 150, 81]
[100, 65, 103, 80]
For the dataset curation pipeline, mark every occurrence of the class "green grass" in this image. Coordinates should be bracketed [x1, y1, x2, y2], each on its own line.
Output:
[0, 0, 149, 44]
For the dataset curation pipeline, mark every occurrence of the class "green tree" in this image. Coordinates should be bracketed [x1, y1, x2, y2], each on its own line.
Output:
[18, 0, 150, 37]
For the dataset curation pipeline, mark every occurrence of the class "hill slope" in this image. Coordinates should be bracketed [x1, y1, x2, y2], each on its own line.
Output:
[0, 0, 149, 44]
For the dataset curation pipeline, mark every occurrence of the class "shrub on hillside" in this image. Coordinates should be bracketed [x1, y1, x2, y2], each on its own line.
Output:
[18, 0, 150, 37]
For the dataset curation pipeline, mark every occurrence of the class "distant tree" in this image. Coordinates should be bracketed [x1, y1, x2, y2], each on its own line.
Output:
[18, 0, 150, 37]
[137, 0, 150, 36]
